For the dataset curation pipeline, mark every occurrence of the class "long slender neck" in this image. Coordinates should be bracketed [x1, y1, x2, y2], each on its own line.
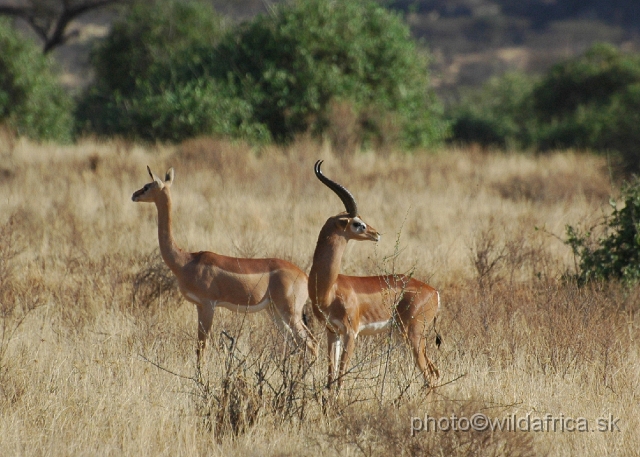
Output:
[154, 190, 189, 273]
[309, 221, 348, 306]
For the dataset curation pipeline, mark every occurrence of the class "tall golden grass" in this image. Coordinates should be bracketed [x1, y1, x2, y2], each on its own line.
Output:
[0, 135, 637, 456]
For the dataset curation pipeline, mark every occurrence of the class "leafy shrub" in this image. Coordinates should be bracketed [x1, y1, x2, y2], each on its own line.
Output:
[77, 0, 269, 142]
[80, 0, 448, 147]
[0, 19, 73, 142]
[565, 178, 640, 285]
[533, 43, 640, 120]
[210, 0, 448, 147]
[531, 43, 640, 172]
[79, 78, 270, 143]
[449, 71, 537, 148]
[450, 43, 640, 173]
[89, 0, 222, 97]
[590, 82, 640, 172]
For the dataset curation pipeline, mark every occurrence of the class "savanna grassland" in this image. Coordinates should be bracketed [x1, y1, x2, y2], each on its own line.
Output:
[0, 135, 638, 456]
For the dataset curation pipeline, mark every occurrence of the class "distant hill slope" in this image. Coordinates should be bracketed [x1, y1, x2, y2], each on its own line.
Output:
[390, 0, 640, 32]
[389, 0, 640, 100]
[19, 0, 640, 102]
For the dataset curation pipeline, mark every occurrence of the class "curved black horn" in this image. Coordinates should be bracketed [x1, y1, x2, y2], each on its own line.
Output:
[314, 160, 358, 217]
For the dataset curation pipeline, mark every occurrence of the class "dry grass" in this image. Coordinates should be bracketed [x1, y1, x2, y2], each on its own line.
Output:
[0, 136, 637, 456]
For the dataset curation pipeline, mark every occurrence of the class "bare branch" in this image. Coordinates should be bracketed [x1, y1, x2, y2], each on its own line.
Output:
[0, 0, 124, 53]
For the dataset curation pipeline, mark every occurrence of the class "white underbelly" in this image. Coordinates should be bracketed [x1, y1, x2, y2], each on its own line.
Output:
[358, 319, 392, 335]
[329, 318, 346, 333]
[184, 291, 271, 313]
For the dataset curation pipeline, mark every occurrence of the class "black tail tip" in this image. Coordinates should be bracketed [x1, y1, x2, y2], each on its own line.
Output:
[435, 333, 442, 348]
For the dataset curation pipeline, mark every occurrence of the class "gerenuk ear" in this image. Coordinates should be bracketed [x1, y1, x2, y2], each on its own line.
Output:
[165, 168, 175, 185]
[146, 166, 164, 188]
[336, 217, 349, 231]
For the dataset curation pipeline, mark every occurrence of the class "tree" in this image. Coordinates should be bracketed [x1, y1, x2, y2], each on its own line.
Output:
[532, 43, 640, 172]
[0, 0, 124, 53]
[77, 0, 270, 142]
[448, 43, 640, 174]
[210, 0, 448, 147]
[81, 0, 448, 147]
[449, 71, 537, 149]
[0, 17, 74, 141]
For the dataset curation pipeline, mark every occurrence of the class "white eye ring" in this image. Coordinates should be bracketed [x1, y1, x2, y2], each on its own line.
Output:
[353, 221, 366, 232]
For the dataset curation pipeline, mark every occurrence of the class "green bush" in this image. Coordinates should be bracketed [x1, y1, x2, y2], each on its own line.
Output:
[532, 43, 640, 158]
[0, 19, 73, 142]
[590, 83, 640, 172]
[90, 0, 226, 96]
[78, 78, 270, 143]
[76, 0, 268, 142]
[449, 44, 640, 173]
[449, 71, 537, 149]
[80, 0, 448, 147]
[532, 43, 640, 122]
[210, 0, 448, 147]
[565, 178, 640, 285]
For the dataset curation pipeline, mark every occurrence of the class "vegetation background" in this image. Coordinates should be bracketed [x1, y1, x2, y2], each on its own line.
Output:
[0, 0, 639, 455]
[31, 0, 640, 97]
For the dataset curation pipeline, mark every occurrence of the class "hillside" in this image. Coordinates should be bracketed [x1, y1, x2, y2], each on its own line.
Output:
[397, 0, 640, 100]
[8, 0, 638, 100]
